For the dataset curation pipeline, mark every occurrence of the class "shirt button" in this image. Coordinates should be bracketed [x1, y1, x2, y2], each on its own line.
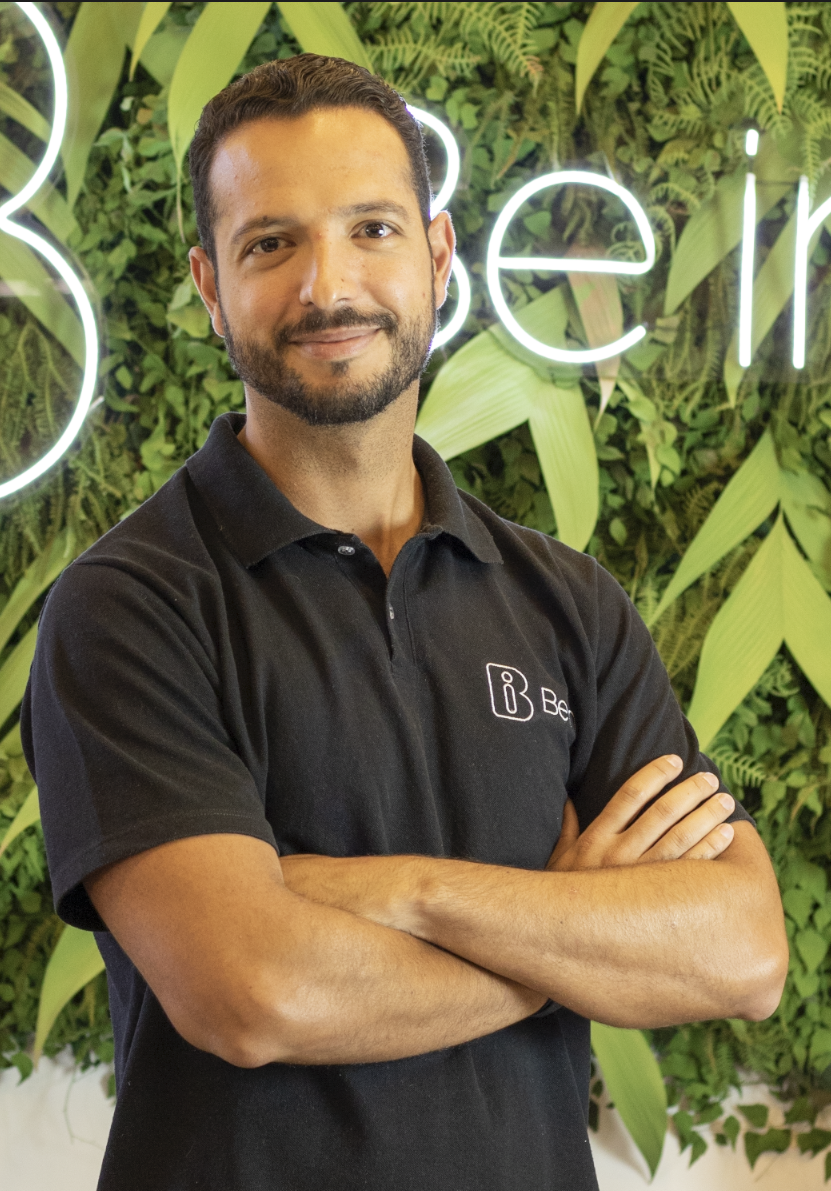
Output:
[389, 606, 395, 620]
[337, 544, 356, 556]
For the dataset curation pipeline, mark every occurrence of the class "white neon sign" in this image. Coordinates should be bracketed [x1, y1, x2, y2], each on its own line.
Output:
[407, 106, 471, 349]
[738, 131, 758, 368]
[0, 3, 98, 500]
[793, 175, 831, 370]
[486, 171, 656, 363]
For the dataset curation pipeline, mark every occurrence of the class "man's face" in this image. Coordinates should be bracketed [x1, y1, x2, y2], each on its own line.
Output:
[190, 107, 453, 426]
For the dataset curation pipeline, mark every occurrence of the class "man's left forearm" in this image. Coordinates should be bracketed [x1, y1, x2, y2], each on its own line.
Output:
[280, 824, 787, 1028]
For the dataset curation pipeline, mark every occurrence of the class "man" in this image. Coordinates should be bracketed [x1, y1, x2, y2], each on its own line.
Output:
[23, 54, 786, 1191]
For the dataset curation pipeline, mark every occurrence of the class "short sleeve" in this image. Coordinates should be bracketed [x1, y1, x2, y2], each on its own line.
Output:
[569, 561, 754, 832]
[20, 560, 276, 931]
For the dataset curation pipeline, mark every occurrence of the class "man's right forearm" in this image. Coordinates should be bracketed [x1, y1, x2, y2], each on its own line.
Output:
[86, 833, 544, 1069]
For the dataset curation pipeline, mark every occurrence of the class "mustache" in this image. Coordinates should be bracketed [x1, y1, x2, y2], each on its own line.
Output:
[274, 307, 398, 348]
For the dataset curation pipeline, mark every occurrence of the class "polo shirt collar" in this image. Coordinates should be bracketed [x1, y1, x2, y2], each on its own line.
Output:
[186, 412, 502, 568]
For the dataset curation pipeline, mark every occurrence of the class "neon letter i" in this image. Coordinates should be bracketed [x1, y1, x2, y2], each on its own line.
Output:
[738, 129, 759, 367]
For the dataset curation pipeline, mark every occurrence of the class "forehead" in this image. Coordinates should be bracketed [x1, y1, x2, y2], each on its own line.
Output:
[208, 108, 417, 232]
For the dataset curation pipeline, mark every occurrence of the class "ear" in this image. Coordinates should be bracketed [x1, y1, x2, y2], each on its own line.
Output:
[427, 211, 455, 310]
[189, 247, 225, 337]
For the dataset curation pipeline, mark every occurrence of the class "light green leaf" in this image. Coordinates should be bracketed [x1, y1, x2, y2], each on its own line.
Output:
[277, 2, 373, 69]
[0, 529, 75, 656]
[528, 382, 598, 551]
[63, 3, 142, 208]
[130, 2, 172, 80]
[726, 2, 788, 112]
[664, 137, 792, 316]
[0, 622, 38, 731]
[795, 928, 829, 975]
[687, 517, 787, 749]
[0, 132, 76, 244]
[0, 80, 50, 141]
[591, 1022, 667, 1178]
[649, 431, 779, 624]
[168, 1, 271, 177]
[0, 232, 84, 365]
[782, 526, 831, 710]
[34, 926, 105, 1061]
[0, 785, 40, 857]
[781, 469, 831, 590]
[137, 27, 191, 89]
[415, 330, 532, 460]
[489, 285, 572, 380]
[568, 271, 622, 414]
[575, 2, 640, 113]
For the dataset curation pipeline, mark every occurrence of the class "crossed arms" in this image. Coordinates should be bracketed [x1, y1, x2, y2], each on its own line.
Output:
[86, 755, 788, 1069]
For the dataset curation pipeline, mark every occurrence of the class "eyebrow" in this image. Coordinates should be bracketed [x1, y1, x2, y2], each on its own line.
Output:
[230, 201, 411, 244]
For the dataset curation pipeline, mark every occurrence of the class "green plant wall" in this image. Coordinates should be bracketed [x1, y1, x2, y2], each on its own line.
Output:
[2, 0, 831, 1175]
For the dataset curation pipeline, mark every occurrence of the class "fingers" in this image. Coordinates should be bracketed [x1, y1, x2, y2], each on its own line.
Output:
[643, 791, 735, 863]
[683, 822, 735, 860]
[624, 770, 721, 855]
[595, 755, 685, 834]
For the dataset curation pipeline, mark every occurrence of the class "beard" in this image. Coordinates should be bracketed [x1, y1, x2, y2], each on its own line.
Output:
[221, 300, 436, 427]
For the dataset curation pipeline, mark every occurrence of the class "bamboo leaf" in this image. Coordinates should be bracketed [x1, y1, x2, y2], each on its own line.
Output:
[575, 2, 640, 113]
[0, 785, 39, 857]
[664, 138, 791, 316]
[0, 529, 76, 656]
[130, 2, 172, 80]
[782, 528, 831, 709]
[0, 233, 85, 365]
[0, 80, 50, 141]
[415, 330, 532, 460]
[276, 2, 373, 69]
[34, 925, 105, 1061]
[687, 517, 786, 749]
[781, 469, 831, 590]
[0, 622, 38, 731]
[568, 271, 623, 415]
[726, 2, 788, 113]
[591, 1022, 667, 1178]
[649, 431, 779, 624]
[528, 382, 599, 551]
[63, 3, 142, 208]
[136, 27, 190, 89]
[0, 133, 76, 243]
[168, 2, 271, 177]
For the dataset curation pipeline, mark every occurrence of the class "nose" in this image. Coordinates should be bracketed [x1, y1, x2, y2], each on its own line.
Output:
[297, 233, 358, 311]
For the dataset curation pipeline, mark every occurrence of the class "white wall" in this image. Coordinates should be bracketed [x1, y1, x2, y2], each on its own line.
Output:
[0, 1054, 826, 1190]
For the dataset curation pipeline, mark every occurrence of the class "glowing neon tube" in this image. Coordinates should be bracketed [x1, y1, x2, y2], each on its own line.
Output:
[738, 172, 756, 367]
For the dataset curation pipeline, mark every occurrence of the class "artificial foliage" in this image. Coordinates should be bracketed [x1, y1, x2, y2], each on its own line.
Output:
[1, 0, 831, 1175]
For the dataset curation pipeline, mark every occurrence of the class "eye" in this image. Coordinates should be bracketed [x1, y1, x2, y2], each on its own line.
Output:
[360, 221, 393, 240]
[252, 236, 284, 255]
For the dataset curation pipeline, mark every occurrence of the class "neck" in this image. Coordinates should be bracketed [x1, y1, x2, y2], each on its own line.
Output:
[237, 382, 424, 576]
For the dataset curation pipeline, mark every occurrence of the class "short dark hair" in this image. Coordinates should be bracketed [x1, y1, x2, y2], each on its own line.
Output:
[189, 53, 432, 263]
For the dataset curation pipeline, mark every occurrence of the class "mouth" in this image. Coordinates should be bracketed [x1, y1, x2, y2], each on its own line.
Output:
[289, 326, 383, 361]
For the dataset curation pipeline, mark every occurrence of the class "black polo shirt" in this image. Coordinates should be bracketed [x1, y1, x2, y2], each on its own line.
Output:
[22, 412, 749, 1191]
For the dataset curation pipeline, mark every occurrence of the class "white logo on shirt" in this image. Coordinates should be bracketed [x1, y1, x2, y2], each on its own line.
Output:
[486, 663, 574, 724]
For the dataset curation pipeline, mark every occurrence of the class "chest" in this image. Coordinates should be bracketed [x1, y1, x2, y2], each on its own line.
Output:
[217, 538, 586, 871]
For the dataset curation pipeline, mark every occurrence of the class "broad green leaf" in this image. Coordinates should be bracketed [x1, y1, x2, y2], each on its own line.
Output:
[575, 2, 640, 113]
[130, 2, 172, 79]
[0, 785, 39, 857]
[63, 3, 142, 208]
[168, 2, 271, 176]
[0, 132, 76, 244]
[0, 80, 50, 141]
[687, 517, 786, 749]
[489, 284, 571, 380]
[649, 431, 779, 624]
[416, 330, 532, 460]
[0, 232, 85, 365]
[34, 925, 105, 1060]
[726, 3, 788, 112]
[528, 382, 598, 551]
[795, 927, 829, 974]
[0, 621, 38, 731]
[782, 526, 831, 710]
[137, 27, 191, 89]
[591, 1022, 667, 1178]
[664, 137, 792, 316]
[781, 469, 831, 590]
[744, 1128, 791, 1169]
[277, 2, 373, 69]
[568, 271, 622, 414]
[0, 529, 74, 656]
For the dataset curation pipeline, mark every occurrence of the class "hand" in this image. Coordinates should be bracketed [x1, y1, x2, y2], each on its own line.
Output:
[548, 755, 735, 873]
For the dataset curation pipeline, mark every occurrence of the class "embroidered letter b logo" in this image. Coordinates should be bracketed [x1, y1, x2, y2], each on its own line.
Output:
[486, 663, 534, 722]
